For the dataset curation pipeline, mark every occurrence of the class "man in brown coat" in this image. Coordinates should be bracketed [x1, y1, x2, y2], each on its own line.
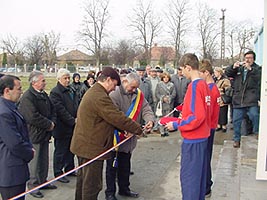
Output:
[70, 67, 143, 200]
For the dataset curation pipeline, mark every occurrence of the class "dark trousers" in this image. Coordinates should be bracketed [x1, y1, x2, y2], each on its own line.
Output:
[28, 141, 49, 190]
[206, 129, 215, 194]
[53, 137, 74, 177]
[180, 139, 208, 200]
[0, 183, 26, 200]
[76, 157, 103, 200]
[105, 152, 131, 196]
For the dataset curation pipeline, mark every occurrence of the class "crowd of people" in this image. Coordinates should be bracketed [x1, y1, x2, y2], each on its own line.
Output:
[0, 50, 261, 200]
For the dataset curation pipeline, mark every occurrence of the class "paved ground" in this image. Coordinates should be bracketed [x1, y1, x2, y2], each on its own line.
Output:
[8, 127, 261, 200]
[24, 131, 184, 200]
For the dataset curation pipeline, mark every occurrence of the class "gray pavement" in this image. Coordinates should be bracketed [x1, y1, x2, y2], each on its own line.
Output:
[6, 127, 267, 200]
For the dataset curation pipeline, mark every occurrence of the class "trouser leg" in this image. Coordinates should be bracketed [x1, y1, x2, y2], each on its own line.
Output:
[180, 140, 208, 200]
[247, 106, 259, 134]
[105, 152, 117, 196]
[53, 138, 65, 177]
[75, 157, 103, 200]
[206, 129, 215, 194]
[0, 183, 26, 200]
[233, 108, 245, 142]
[117, 152, 131, 193]
[63, 137, 75, 173]
[28, 143, 41, 189]
[38, 141, 49, 184]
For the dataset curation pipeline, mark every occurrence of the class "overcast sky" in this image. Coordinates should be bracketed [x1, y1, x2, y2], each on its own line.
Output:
[0, 0, 264, 54]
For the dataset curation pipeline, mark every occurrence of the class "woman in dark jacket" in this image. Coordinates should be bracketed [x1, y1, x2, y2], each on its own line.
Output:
[80, 74, 95, 99]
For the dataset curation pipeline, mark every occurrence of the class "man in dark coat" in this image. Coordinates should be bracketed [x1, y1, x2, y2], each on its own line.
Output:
[71, 67, 143, 200]
[0, 75, 34, 200]
[50, 68, 79, 183]
[225, 50, 261, 148]
[171, 67, 190, 117]
[18, 71, 57, 198]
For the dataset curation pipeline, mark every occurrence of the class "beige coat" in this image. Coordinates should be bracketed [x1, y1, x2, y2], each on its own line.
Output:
[216, 78, 231, 106]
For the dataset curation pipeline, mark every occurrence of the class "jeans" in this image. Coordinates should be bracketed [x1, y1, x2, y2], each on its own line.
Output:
[233, 106, 259, 142]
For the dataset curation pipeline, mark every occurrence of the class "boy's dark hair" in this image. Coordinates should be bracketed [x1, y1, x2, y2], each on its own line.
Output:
[199, 59, 213, 75]
[0, 75, 20, 95]
[244, 50, 256, 60]
[179, 53, 199, 70]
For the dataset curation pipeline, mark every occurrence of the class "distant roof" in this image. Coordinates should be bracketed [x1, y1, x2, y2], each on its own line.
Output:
[57, 49, 93, 61]
[134, 44, 176, 61]
[150, 44, 175, 61]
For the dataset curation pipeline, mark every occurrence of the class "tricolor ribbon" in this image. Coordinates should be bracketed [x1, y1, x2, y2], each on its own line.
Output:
[113, 88, 144, 167]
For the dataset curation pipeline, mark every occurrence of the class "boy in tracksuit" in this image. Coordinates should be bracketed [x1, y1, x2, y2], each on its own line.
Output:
[164, 53, 211, 200]
[199, 59, 220, 198]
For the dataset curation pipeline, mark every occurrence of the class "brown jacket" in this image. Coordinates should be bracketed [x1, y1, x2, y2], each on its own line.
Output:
[70, 83, 143, 160]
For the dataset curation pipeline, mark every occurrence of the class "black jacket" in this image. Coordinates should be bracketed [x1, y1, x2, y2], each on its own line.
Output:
[80, 80, 91, 99]
[50, 82, 79, 138]
[225, 63, 261, 108]
[18, 85, 56, 143]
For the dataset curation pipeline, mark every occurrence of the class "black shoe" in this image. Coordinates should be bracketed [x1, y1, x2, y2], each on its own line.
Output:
[216, 127, 222, 131]
[57, 177, 70, 183]
[222, 128, 227, 132]
[41, 184, 57, 190]
[205, 191, 212, 198]
[130, 171, 134, 175]
[30, 191, 44, 198]
[105, 194, 118, 200]
[67, 172, 77, 177]
[119, 190, 139, 198]
[164, 132, 169, 137]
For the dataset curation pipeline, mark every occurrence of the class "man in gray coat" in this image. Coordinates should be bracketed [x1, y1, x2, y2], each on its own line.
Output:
[105, 72, 154, 200]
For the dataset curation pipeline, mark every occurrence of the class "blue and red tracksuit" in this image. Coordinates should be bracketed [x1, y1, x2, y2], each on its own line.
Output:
[173, 78, 211, 200]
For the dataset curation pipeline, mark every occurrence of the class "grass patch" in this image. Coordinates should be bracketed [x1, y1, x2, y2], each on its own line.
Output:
[20, 76, 58, 94]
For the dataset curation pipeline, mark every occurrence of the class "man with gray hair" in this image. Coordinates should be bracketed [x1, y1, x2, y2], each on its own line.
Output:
[105, 72, 154, 200]
[18, 71, 57, 198]
[50, 68, 79, 183]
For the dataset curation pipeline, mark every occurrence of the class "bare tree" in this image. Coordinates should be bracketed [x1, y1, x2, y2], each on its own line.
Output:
[165, 0, 190, 67]
[197, 3, 220, 60]
[129, 0, 161, 65]
[110, 40, 139, 66]
[235, 21, 255, 59]
[79, 0, 110, 67]
[1, 34, 24, 65]
[24, 34, 45, 65]
[42, 31, 60, 65]
[225, 21, 256, 62]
